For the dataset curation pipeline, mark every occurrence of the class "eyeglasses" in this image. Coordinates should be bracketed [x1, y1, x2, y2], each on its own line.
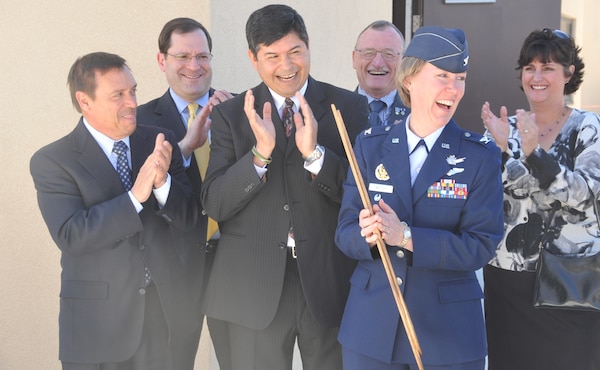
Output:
[355, 48, 401, 62]
[166, 52, 213, 64]
[543, 28, 571, 40]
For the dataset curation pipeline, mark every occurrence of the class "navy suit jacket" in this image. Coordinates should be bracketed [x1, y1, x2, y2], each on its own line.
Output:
[386, 92, 410, 126]
[201, 77, 369, 330]
[335, 120, 504, 365]
[30, 120, 201, 363]
[356, 89, 410, 126]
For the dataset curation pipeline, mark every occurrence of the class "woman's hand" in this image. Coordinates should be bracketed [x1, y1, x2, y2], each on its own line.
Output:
[481, 101, 509, 152]
[515, 109, 539, 157]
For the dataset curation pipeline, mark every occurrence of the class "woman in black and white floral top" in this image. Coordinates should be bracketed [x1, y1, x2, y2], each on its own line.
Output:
[481, 28, 600, 370]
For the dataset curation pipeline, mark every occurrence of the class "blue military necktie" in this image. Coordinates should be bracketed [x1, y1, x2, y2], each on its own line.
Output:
[368, 100, 386, 127]
[410, 139, 429, 186]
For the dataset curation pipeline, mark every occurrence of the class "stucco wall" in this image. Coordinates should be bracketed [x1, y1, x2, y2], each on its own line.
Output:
[0, 1, 388, 369]
[2, 1, 597, 369]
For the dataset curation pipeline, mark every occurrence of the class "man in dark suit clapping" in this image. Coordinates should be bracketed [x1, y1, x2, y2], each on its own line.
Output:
[30, 52, 201, 370]
[200, 4, 368, 370]
[136, 18, 233, 370]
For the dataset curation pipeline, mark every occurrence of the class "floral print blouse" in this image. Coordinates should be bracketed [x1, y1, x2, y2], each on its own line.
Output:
[486, 108, 600, 272]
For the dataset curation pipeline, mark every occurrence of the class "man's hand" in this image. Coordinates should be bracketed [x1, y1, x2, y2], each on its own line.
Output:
[294, 92, 318, 158]
[131, 133, 172, 203]
[244, 89, 276, 166]
[179, 89, 234, 158]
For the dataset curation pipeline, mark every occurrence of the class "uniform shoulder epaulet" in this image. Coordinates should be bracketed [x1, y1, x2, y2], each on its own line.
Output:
[361, 125, 393, 138]
[462, 130, 493, 146]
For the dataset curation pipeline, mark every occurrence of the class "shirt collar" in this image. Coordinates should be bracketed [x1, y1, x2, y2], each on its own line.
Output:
[268, 80, 309, 115]
[169, 88, 210, 114]
[357, 87, 397, 109]
[82, 117, 131, 158]
[404, 114, 444, 153]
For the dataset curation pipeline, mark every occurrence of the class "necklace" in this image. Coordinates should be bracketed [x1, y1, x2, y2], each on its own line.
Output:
[539, 106, 568, 137]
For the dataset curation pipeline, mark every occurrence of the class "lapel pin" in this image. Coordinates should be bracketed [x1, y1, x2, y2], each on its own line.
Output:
[446, 155, 465, 166]
[446, 167, 464, 176]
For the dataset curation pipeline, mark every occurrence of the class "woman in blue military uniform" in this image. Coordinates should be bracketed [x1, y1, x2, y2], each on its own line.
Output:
[335, 26, 504, 370]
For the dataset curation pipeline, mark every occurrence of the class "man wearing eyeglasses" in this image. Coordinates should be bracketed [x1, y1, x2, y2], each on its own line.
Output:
[353, 20, 409, 127]
[136, 17, 233, 370]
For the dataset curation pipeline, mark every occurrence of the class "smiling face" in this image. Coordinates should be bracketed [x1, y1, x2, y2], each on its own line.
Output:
[77, 67, 138, 140]
[406, 62, 466, 132]
[158, 29, 212, 102]
[520, 58, 573, 106]
[353, 26, 404, 99]
[248, 32, 310, 98]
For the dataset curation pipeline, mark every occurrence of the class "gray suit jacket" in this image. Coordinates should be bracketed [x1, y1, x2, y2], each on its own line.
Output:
[201, 77, 368, 330]
[137, 90, 213, 311]
[30, 120, 201, 363]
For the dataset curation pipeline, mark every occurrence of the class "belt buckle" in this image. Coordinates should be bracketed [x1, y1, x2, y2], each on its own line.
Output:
[290, 246, 297, 259]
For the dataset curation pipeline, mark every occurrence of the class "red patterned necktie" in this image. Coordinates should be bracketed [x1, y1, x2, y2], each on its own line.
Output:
[282, 98, 294, 137]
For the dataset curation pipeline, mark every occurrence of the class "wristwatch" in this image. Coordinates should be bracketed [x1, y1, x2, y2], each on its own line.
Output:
[398, 221, 412, 247]
[304, 144, 324, 165]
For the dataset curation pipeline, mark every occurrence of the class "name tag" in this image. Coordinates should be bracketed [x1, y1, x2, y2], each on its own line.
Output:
[369, 183, 394, 193]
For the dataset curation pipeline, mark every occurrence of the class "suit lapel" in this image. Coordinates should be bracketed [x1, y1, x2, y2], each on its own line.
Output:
[253, 84, 288, 154]
[411, 121, 462, 203]
[388, 93, 409, 126]
[154, 91, 186, 138]
[381, 123, 413, 220]
[72, 119, 126, 197]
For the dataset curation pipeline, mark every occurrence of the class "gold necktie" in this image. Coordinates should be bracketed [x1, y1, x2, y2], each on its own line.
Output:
[188, 103, 219, 241]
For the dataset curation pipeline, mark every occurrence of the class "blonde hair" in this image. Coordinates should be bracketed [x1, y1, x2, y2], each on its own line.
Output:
[396, 57, 426, 108]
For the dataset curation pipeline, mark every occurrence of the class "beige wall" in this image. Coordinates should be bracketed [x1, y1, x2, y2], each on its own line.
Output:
[0, 1, 388, 369]
[3, 1, 597, 369]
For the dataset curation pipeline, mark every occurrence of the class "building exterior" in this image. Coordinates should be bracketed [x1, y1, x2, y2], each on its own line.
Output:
[1, 1, 597, 369]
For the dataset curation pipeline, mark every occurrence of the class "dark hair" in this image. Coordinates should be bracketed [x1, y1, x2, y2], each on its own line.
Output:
[355, 20, 405, 46]
[516, 28, 584, 95]
[67, 52, 129, 113]
[246, 4, 309, 57]
[158, 17, 212, 54]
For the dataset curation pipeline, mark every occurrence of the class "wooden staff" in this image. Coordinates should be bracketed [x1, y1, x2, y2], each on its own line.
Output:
[332, 104, 423, 370]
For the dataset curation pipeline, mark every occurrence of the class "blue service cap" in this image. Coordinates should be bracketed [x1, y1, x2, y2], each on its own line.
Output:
[404, 26, 469, 73]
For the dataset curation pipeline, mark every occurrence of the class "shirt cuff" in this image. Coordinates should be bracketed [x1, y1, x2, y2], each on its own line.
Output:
[304, 152, 324, 175]
[153, 174, 172, 208]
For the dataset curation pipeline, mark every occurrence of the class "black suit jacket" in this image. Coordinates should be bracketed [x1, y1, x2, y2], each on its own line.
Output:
[30, 120, 201, 363]
[201, 77, 368, 330]
[137, 90, 212, 311]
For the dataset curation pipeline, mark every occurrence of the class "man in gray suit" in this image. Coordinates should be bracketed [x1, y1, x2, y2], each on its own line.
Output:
[201, 4, 368, 370]
[353, 20, 409, 126]
[30, 52, 201, 370]
[136, 18, 233, 370]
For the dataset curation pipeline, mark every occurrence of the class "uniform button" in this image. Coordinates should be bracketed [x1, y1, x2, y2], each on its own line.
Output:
[396, 249, 405, 258]
[139, 288, 146, 295]
[283, 204, 290, 211]
[396, 277, 403, 286]
[202, 209, 208, 216]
